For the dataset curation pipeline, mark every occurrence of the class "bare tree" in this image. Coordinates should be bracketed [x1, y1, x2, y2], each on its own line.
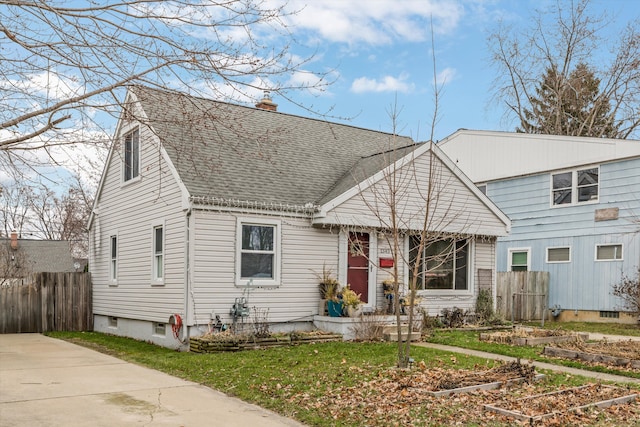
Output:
[488, 0, 640, 139]
[0, 1, 330, 177]
[343, 24, 476, 368]
[0, 176, 94, 257]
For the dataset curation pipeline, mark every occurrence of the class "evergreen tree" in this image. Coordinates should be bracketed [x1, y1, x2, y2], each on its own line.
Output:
[520, 63, 617, 137]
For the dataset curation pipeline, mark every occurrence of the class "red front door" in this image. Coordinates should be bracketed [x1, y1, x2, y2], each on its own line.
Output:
[347, 232, 369, 304]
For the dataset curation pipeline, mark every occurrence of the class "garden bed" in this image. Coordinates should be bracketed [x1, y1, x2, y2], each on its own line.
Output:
[190, 331, 342, 353]
[480, 327, 588, 346]
[484, 384, 637, 423]
[543, 339, 640, 369]
[408, 360, 541, 397]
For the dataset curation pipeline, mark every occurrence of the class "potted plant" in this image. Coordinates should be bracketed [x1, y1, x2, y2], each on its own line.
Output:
[317, 265, 340, 316]
[341, 285, 362, 317]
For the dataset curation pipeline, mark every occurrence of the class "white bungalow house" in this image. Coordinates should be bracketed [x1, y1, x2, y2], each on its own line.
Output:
[88, 87, 510, 347]
[439, 129, 640, 323]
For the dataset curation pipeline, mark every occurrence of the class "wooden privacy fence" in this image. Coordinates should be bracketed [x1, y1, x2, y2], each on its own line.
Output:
[0, 272, 92, 333]
[496, 271, 549, 322]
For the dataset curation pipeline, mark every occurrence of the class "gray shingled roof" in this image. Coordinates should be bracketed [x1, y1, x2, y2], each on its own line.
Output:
[132, 86, 419, 208]
[0, 239, 77, 273]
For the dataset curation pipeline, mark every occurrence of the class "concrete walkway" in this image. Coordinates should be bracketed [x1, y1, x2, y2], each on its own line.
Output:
[0, 334, 305, 427]
[415, 340, 640, 385]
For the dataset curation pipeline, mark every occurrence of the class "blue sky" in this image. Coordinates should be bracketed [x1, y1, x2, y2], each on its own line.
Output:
[267, 0, 639, 142]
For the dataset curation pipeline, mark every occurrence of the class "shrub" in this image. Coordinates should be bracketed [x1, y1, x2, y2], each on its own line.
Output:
[611, 267, 640, 315]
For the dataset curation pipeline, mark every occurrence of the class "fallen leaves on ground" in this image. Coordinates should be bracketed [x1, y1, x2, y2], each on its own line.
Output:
[285, 362, 640, 426]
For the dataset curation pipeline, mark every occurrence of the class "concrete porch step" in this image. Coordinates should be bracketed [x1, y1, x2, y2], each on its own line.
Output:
[384, 331, 422, 342]
[382, 324, 411, 335]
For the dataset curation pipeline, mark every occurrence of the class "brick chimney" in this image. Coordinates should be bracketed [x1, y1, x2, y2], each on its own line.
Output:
[255, 90, 278, 111]
[10, 231, 18, 250]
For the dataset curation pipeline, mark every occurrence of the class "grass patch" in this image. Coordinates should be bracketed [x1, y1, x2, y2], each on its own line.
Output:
[426, 329, 640, 380]
[46, 331, 640, 426]
[523, 321, 640, 337]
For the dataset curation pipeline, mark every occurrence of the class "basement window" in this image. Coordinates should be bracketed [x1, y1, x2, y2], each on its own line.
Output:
[108, 316, 118, 328]
[599, 311, 619, 319]
[153, 322, 166, 336]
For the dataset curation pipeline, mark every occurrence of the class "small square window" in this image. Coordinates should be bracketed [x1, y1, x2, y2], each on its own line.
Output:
[153, 322, 166, 336]
[108, 316, 118, 328]
[547, 247, 570, 263]
[596, 244, 622, 261]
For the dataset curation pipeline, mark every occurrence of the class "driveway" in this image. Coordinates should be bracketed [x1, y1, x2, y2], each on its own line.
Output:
[0, 334, 305, 426]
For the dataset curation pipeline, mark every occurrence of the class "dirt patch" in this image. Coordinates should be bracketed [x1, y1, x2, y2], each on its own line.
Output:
[480, 327, 587, 346]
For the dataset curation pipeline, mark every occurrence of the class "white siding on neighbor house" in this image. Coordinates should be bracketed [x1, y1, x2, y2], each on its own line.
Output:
[90, 118, 186, 323]
[321, 150, 508, 237]
[190, 210, 339, 326]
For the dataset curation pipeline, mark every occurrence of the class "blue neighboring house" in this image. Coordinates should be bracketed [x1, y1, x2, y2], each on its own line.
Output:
[440, 130, 640, 323]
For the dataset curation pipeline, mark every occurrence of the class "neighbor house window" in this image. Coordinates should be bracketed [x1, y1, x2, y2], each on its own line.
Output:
[477, 184, 487, 195]
[236, 219, 280, 286]
[596, 244, 622, 261]
[551, 167, 598, 206]
[546, 247, 571, 263]
[124, 128, 140, 181]
[409, 237, 469, 291]
[110, 235, 117, 282]
[509, 249, 529, 271]
[153, 226, 164, 281]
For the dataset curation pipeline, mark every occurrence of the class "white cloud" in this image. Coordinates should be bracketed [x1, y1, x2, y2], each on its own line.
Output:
[436, 67, 458, 85]
[350, 74, 415, 94]
[281, 0, 465, 46]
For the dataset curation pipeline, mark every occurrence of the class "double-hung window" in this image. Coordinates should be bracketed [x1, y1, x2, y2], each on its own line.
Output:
[153, 226, 164, 281]
[409, 237, 469, 291]
[124, 128, 140, 182]
[110, 235, 118, 282]
[236, 219, 280, 286]
[551, 167, 598, 206]
[509, 248, 529, 271]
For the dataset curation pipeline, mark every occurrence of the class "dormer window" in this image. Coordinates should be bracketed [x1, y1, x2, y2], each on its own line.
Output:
[124, 128, 140, 182]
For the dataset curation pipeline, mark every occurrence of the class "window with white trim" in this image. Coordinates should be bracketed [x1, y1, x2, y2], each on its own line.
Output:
[124, 128, 140, 182]
[409, 237, 469, 291]
[509, 248, 529, 271]
[551, 167, 598, 206]
[596, 244, 622, 261]
[110, 235, 117, 282]
[236, 219, 280, 286]
[153, 226, 164, 281]
[546, 247, 571, 263]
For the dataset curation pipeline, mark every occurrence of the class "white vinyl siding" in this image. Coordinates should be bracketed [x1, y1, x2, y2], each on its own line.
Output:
[90, 106, 185, 322]
[546, 247, 571, 263]
[322, 150, 508, 236]
[191, 211, 337, 325]
[596, 244, 623, 261]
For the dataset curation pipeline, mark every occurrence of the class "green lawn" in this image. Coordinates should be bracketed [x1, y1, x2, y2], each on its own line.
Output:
[523, 321, 640, 337]
[426, 328, 640, 379]
[46, 331, 640, 426]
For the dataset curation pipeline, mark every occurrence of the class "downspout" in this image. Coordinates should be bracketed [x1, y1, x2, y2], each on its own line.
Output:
[183, 208, 192, 345]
